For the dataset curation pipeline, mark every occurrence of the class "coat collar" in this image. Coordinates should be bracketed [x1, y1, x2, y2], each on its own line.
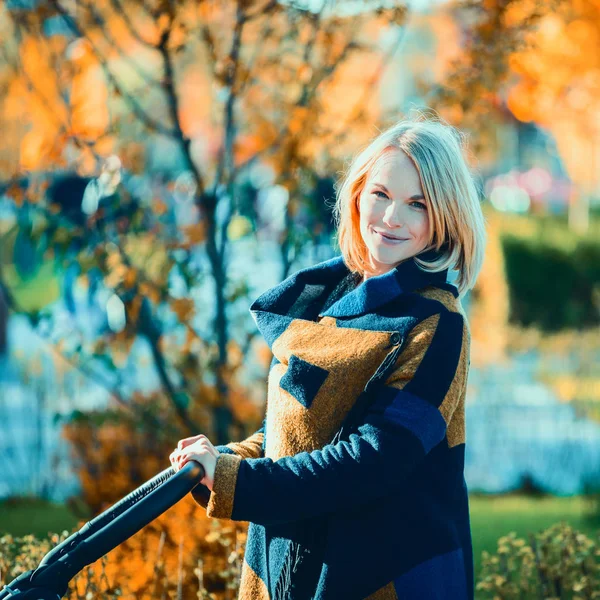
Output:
[319, 247, 450, 319]
[250, 247, 452, 346]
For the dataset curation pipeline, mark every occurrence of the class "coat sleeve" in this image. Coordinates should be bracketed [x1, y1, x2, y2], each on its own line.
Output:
[205, 310, 469, 524]
[191, 419, 266, 508]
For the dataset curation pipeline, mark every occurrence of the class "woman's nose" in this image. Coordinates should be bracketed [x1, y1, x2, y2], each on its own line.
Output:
[383, 203, 406, 227]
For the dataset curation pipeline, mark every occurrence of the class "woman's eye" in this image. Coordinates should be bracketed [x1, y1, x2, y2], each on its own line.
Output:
[373, 190, 388, 199]
[411, 201, 427, 210]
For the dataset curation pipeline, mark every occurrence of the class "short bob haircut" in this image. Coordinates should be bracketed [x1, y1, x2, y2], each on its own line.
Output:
[333, 114, 487, 298]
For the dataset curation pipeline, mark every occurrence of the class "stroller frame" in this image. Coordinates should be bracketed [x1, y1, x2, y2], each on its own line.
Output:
[0, 461, 205, 599]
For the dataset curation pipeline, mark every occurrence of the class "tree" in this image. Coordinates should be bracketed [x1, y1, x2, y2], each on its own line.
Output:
[0, 0, 409, 444]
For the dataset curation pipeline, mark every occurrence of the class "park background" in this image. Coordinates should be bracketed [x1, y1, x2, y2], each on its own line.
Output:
[0, 0, 599, 597]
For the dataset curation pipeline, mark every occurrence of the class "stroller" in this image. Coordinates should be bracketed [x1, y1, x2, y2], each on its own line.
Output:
[0, 461, 205, 599]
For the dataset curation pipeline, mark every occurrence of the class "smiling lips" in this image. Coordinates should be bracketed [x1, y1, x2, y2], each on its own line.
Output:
[373, 228, 408, 242]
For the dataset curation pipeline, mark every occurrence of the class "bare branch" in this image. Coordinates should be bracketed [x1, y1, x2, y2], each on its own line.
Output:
[74, 0, 159, 88]
[323, 17, 412, 148]
[245, 0, 280, 21]
[49, 0, 177, 138]
[232, 12, 364, 178]
[212, 0, 247, 194]
[6, 12, 110, 162]
[156, 29, 207, 197]
[108, 0, 158, 49]
[215, 0, 249, 261]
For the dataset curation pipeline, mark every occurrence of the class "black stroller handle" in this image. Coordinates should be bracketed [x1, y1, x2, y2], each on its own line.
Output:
[0, 461, 205, 600]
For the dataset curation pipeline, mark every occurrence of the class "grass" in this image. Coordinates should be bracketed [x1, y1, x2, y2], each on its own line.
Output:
[1, 493, 598, 581]
[0, 497, 82, 539]
[469, 492, 599, 576]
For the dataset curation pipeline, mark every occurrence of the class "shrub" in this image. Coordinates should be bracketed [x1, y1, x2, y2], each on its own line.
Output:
[0, 519, 246, 599]
[497, 213, 600, 332]
[60, 394, 249, 599]
[0, 532, 119, 598]
[476, 523, 600, 599]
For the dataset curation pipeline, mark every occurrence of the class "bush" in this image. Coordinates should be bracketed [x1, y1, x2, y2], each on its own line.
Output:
[497, 213, 600, 332]
[60, 394, 248, 599]
[4, 522, 599, 599]
[0, 532, 120, 598]
[0, 519, 246, 599]
[476, 523, 600, 599]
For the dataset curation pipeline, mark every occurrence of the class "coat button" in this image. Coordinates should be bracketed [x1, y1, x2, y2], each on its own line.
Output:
[390, 332, 402, 345]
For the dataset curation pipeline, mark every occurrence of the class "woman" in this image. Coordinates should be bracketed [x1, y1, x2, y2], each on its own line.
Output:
[170, 116, 486, 600]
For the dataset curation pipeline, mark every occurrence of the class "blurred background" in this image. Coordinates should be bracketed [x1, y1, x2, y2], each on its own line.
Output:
[0, 0, 599, 597]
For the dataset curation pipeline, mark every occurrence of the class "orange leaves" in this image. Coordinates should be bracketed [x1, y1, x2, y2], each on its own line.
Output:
[288, 106, 309, 135]
[70, 66, 109, 140]
[124, 233, 173, 288]
[123, 266, 138, 290]
[139, 281, 161, 304]
[125, 295, 142, 323]
[119, 142, 146, 174]
[104, 262, 128, 289]
[12, 37, 67, 170]
[507, 83, 537, 123]
[181, 222, 206, 245]
[170, 297, 196, 323]
[153, 198, 169, 216]
[179, 70, 213, 137]
[111, 329, 136, 367]
[233, 133, 269, 166]
[229, 384, 262, 424]
[254, 339, 273, 371]
[5, 183, 25, 207]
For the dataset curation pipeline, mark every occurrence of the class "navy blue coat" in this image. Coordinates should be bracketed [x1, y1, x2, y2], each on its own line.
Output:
[193, 250, 474, 600]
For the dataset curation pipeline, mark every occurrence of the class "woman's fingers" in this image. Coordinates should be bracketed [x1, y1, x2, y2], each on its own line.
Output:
[176, 434, 206, 451]
[169, 450, 180, 471]
[171, 435, 218, 473]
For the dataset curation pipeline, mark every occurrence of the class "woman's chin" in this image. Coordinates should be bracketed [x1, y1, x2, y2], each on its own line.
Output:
[369, 249, 408, 266]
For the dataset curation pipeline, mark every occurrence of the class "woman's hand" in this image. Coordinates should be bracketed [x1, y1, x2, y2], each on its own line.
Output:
[170, 434, 219, 491]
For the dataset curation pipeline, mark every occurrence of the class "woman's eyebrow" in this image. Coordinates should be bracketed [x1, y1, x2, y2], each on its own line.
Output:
[372, 182, 425, 201]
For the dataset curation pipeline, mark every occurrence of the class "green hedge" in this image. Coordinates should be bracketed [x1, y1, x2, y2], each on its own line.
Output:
[497, 212, 600, 332]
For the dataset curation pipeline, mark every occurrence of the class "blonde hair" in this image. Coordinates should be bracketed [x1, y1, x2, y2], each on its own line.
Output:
[332, 114, 487, 297]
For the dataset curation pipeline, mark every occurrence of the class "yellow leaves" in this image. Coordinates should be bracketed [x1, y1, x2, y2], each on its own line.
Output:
[297, 64, 313, 84]
[66, 38, 96, 69]
[226, 340, 243, 368]
[70, 65, 109, 140]
[20, 131, 52, 172]
[288, 106, 309, 135]
[123, 266, 138, 290]
[9, 36, 68, 170]
[255, 340, 273, 371]
[233, 133, 268, 166]
[104, 262, 128, 289]
[124, 233, 172, 287]
[181, 222, 206, 245]
[125, 295, 142, 324]
[153, 198, 169, 216]
[170, 297, 195, 323]
[119, 142, 146, 175]
[507, 83, 537, 123]
[540, 374, 600, 404]
[179, 70, 212, 136]
[227, 215, 252, 240]
[182, 324, 202, 355]
[139, 281, 161, 304]
[229, 384, 262, 424]
[111, 330, 136, 367]
[5, 183, 25, 207]
[53, 227, 71, 245]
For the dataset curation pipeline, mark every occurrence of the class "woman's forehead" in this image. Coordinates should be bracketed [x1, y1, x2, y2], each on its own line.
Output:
[368, 150, 422, 189]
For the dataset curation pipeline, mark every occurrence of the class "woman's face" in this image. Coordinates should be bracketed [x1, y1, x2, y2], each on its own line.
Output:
[358, 148, 430, 278]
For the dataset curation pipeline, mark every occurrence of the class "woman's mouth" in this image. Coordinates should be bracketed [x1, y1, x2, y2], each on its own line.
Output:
[372, 228, 408, 244]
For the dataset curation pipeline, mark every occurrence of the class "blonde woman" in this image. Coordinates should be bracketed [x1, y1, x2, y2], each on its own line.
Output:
[170, 116, 487, 600]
